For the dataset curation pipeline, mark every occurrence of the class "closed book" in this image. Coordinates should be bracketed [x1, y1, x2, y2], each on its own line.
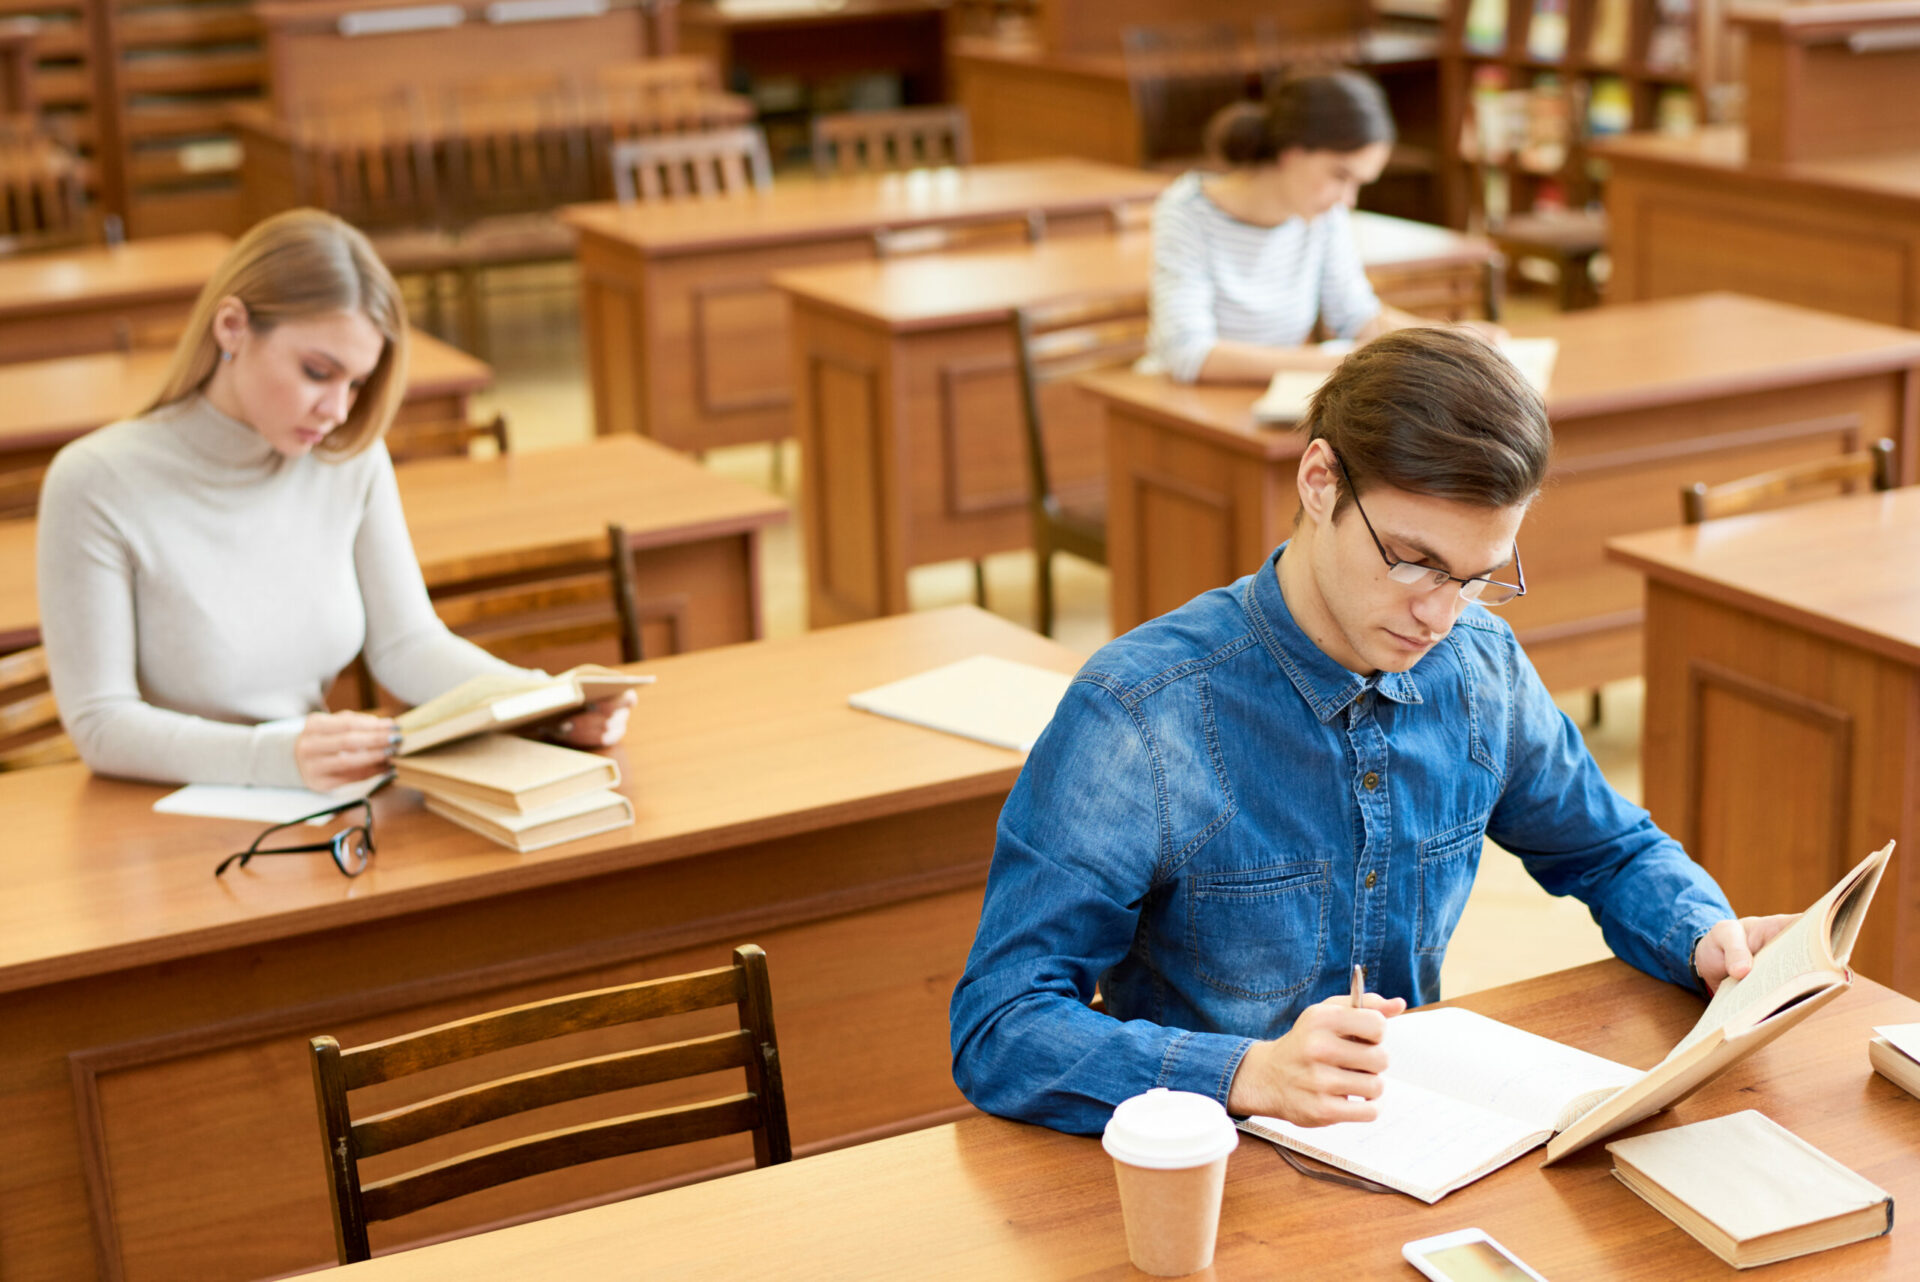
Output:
[1868, 1022, 1920, 1098]
[424, 788, 635, 853]
[1607, 1111, 1892, 1268]
[396, 665, 652, 755]
[394, 733, 620, 813]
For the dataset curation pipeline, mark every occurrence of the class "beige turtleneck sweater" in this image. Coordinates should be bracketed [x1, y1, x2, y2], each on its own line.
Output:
[37, 395, 522, 787]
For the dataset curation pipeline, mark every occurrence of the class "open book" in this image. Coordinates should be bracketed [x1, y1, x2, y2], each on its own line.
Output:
[1251, 337, 1558, 424]
[847, 655, 1073, 752]
[1241, 1006, 1641, 1202]
[395, 665, 653, 755]
[1242, 841, 1893, 1198]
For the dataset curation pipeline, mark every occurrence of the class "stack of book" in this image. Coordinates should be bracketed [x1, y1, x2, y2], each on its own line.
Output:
[395, 733, 634, 852]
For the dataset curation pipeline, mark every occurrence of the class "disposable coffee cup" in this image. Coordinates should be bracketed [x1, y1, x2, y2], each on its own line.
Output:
[1102, 1088, 1239, 1276]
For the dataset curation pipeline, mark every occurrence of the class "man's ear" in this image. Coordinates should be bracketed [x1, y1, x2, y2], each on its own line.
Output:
[1296, 439, 1340, 523]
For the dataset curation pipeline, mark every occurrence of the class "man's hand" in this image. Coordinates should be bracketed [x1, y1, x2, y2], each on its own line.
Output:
[1693, 914, 1800, 994]
[1225, 991, 1407, 1125]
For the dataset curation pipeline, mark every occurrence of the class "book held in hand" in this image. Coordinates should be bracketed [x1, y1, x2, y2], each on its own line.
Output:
[396, 665, 653, 755]
[1241, 842, 1894, 1199]
[1607, 1110, 1892, 1268]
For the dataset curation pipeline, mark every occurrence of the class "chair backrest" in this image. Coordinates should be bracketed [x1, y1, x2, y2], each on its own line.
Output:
[310, 944, 789, 1263]
[441, 73, 597, 216]
[0, 462, 43, 519]
[810, 104, 972, 174]
[0, 127, 87, 254]
[583, 58, 752, 197]
[610, 125, 772, 203]
[429, 522, 644, 670]
[292, 91, 445, 232]
[0, 645, 75, 771]
[872, 209, 1044, 258]
[1682, 439, 1898, 525]
[385, 412, 510, 465]
[1013, 292, 1151, 507]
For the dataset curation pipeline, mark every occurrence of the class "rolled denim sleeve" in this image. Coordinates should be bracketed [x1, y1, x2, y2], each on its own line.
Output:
[1487, 650, 1733, 992]
[950, 679, 1254, 1133]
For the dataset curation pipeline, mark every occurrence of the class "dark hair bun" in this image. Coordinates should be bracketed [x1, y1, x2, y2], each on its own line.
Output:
[1207, 69, 1397, 167]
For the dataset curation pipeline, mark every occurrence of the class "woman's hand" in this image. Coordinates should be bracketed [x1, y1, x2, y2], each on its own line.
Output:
[545, 689, 638, 749]
[295, 711, 398, 792]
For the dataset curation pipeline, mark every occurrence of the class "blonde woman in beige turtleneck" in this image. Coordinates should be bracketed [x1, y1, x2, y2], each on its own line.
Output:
[36, 209, 633, 790]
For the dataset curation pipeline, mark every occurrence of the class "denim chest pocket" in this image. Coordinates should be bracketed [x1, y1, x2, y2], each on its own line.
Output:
[1185, 861, 1330, 1000]
[1416, 820, 1487, 957]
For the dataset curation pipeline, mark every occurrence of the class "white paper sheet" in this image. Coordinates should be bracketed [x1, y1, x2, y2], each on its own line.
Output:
[154, 773, 388, 825]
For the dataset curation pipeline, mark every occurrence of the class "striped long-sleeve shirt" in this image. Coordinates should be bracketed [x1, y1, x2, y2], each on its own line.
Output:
[1147, 172, 1382, 384]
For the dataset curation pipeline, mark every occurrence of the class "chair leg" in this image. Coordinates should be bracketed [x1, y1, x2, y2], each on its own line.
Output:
[459, 264, 489, 360]
[973, 559, 988, 609]
[1034, 548, 1054, 637]
[1589, 688, 1603, 727]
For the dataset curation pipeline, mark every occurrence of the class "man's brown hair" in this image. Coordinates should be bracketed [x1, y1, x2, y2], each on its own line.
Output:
[1301, 327, 1551, 514]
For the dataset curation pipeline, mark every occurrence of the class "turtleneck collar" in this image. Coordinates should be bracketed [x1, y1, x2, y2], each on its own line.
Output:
[164, 393, 286, 477]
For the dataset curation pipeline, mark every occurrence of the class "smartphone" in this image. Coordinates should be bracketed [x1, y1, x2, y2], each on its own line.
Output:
[1402, 1228, 1548, 1282]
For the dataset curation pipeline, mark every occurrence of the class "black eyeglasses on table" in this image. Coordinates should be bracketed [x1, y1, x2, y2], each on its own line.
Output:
[215, 796, 377, 879]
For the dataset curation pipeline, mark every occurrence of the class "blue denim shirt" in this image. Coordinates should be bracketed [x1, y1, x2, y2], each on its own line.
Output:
[950, 545, 1735, 1134]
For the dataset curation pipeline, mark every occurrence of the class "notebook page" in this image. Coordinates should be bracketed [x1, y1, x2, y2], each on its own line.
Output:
[1244, 1076, 1543, 1203]
[1386, 1007, 1641, 1132]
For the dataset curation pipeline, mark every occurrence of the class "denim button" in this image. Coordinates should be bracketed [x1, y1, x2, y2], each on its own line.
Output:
[1362, 771, 1379, 791]
[1365, 870, 1377, 889]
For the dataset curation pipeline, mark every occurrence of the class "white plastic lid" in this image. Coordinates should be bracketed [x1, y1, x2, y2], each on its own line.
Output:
[1102, 1088, 1240, 1169]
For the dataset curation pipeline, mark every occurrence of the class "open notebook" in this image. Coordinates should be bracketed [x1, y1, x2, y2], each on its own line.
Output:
[1252, 337, 1559, 424]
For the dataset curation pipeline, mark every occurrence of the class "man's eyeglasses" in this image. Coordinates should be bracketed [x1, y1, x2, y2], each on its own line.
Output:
[215, 797, 376, 879]
[1332, 452, 1526, 607]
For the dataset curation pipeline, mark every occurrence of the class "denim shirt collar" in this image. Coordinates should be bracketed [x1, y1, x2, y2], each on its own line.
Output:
[1243, 543, 1423, 723]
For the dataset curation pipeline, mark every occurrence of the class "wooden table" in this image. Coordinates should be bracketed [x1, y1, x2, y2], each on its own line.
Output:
[0, 606, 1077, 1282]
[0, 233, 232, 363]
[950, 28, 1445, 222]
[1082, 292, 1920, 694]
[326, 960, 1920, 1278]
[0, 434, 785, 655]
[561, 157, 1168, 452]
[1608, 488, 1920, 997]
[1599, 126, 1920, 329]
[777, 216, 1498, 627]
[0, 331, 492, 470]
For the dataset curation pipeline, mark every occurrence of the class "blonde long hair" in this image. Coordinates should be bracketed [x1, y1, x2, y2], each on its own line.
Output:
[148, 208, 409, 459]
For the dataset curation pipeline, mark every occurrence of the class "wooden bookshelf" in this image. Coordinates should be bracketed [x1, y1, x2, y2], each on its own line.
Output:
[1438, 0, 1732, 228]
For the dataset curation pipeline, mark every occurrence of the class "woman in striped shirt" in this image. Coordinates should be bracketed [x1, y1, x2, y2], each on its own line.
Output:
[1149, 71, 1463, 385]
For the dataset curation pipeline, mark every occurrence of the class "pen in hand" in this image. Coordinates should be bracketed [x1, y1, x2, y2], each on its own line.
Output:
[1351, 963, 1366, 1009]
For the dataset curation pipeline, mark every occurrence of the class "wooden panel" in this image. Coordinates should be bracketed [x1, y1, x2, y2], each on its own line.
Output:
[1631, 198, 1912, 326]
[951, 52, 1139, 166]
[1686, 663, 1851, 918]
[808, 350, 890, 625]
[578, 241, 646, 438]
[936, 352, 1024, 520]
[692, 280, 788, 417]
[1639, 582, 1920, 991]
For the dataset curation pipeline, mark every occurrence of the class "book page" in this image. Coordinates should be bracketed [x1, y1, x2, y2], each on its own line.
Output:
[396, 671, 559, 733]
[1672, 843, 1892, 1055]
[1243, 1076, 1545, 1204]
[1875, 1022, 1920, 1064]
[1385, 1007, 1641, 1133]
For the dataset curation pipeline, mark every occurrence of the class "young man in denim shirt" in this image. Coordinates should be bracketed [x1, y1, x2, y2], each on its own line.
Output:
[950, 328, 1794, 1135]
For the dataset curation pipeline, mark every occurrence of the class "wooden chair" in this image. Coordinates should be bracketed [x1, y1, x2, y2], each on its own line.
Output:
[0, 646, 75, 771]
[310, 944, 790, 1264]
[427, 522, 644, 674]
[0, 462, 43, 519]
[609, 126, 772, 203]
[1013, 292, 1152, 636]
[1682, 439, 1898, 525]
[0, 128, 87, 255]
[385, 412, 510, 465]
[810, 104, 973, 174]
[587, 59, 754, 198]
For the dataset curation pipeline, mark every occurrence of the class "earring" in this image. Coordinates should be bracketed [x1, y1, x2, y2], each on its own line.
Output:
[218, 349, 234, 363]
